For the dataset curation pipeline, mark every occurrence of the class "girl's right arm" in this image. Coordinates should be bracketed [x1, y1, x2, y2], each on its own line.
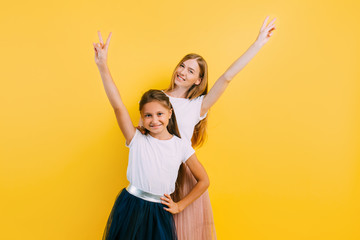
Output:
[93, 31, 136, 145]
[161, 154, 210, 214]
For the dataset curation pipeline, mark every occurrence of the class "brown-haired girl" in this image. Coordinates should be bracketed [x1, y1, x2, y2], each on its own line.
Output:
[94, 37, 210, 239]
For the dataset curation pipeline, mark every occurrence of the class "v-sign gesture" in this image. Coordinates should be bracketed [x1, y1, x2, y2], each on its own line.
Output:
[93, 31, 136, 145]
[93, 31, 112, 67]
[256, 16, 276, 46]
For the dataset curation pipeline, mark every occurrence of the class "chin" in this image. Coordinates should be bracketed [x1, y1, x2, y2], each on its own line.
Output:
[174, 81, 188, 88]
[149, 127, 164, 134]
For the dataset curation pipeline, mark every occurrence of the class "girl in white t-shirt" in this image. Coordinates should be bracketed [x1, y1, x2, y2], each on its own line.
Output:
[163, 16, 276, 239]
[93, 35, 209, 239]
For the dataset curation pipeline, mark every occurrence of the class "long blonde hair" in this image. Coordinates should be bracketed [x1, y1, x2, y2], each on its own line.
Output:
[165, 53, 209, 148]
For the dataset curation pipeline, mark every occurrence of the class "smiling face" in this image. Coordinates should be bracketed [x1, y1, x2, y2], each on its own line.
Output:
[174, 59, 202, 88]
[141, 101, 172, 137]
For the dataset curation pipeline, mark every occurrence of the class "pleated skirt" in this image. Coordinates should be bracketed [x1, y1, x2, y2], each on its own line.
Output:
[172, 163, 217, 240]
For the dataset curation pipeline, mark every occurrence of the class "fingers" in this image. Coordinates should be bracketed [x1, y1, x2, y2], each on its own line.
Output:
[105, 32, 112, 51]
[93, 42, 101, 52]
[93, 43, 99, 53]
[98, 31, 104, 45]
[161, 198, 171, 207]
[161, 194, 172, 203]
[163, 207, 171, 212]
[161, 194, 178, 214]
[261, 16, 277, 32]
[267, 18, 276, 27]
[266, 26, 276, 35]
[261, 16, 270, 31]
[161, 194, 173, 207]
[266, 23, 276, 30]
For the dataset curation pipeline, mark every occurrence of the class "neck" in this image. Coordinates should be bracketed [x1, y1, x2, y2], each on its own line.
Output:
[149, 130, 173, 140]
[166, 85, 189, 98]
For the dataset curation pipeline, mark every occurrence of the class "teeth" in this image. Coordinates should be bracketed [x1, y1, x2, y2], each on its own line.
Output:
[177, 75, 185, 81]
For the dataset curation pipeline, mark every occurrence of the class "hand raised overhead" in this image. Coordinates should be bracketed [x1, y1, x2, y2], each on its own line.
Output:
[93, 31, 112, 67]
[256, 16, 276, 46]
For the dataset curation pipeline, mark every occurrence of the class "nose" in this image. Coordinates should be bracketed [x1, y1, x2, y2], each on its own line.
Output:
[151, 116, 159, 123]
[180, 68, 186, 75]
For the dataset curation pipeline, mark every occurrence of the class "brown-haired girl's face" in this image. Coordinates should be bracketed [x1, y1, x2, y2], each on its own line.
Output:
[175, 59, 202, 88]
[141, 101, 172, 135]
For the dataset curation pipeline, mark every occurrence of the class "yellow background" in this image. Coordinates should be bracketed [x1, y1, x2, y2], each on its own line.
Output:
[1, 0, 359, 239]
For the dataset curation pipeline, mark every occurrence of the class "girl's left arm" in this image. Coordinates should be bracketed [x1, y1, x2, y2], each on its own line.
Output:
[161, 154, 210, 214]
[201, 16, 276, 116]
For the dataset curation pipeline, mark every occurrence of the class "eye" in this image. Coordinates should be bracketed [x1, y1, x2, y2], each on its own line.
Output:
[157, 113, 163, 116]
[180, 64, 184, 68]
[189, 70, 194, 74]
[145, 114, 151, 118]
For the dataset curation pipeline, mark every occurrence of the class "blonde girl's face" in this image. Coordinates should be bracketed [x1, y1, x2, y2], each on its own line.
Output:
[174, 59, 202, 88]
[141, 101, 172, 136]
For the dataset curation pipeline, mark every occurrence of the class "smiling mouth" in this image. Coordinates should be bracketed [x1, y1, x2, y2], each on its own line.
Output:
[177, 74, 185, 81]
[150, 124, 162, 128]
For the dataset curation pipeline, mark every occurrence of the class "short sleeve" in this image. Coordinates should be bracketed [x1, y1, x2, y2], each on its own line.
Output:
[182, 141, 195, 163]
[126, 129, 141, 148]
[194, 95, 208, 121]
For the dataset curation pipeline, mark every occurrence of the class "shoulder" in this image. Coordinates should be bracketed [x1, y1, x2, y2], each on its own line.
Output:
[126, 129, 148, 147]
[171, 135, 183, 143]
[172, 136, 192, 148]
[189, 95, 206, 105]
[171, 135, 189, 147]
[191, 94, 205, 101]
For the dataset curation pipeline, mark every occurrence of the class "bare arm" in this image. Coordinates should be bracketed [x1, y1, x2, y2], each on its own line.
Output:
[162, 154, 210, 213]
[93, 31, 135, 144]
[201, 16, 276, 116]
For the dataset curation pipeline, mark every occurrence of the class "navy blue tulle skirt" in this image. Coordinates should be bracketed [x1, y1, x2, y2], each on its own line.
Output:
[102, 188, 177, 240]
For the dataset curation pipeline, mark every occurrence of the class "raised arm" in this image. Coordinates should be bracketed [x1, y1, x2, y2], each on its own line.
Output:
[93, 31, 135, 145]
[200, 16, 276, 116]
[161, 154, 210, 214]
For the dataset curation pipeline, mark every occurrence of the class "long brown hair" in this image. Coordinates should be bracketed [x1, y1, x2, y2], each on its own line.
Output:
[139, 89, 181, 138]
[165, 53, 209, 148]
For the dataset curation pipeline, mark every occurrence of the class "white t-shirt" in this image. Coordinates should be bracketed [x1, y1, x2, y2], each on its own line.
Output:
[165, 94, 208, 143]
[126, 129, 195, 195]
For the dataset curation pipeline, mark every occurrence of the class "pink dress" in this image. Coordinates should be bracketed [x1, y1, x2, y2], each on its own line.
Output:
[166, 94, 217, 240]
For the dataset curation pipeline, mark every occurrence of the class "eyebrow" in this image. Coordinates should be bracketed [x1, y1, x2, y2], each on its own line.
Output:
[181, 62, 196, 72]
[143, 111, 164, 115]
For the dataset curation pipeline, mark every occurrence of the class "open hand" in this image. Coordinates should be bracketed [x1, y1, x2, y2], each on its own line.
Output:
[256, 16, 276, 46]
[161, 194, 181, 214]
[93, 31, 112, 67]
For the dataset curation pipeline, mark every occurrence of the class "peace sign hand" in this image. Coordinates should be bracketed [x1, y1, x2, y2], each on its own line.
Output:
[93, 31, 112, 67]
[256, 16, 276, 46]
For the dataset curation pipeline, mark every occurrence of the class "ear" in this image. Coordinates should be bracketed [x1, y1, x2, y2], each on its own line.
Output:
[169, 108, 173, 119]
[194, 77, 202, 85]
